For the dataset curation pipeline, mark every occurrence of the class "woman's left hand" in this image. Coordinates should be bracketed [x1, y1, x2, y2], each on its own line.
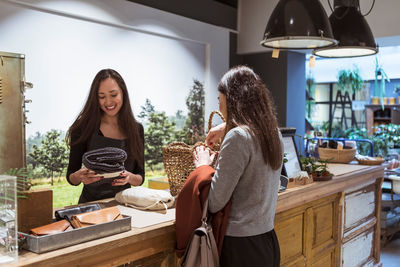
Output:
[112, 171, 143, 186]
[193, 145, 216, 168]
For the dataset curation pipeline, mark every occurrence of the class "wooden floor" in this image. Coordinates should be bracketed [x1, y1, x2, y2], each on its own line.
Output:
[381, 234, 400, 267]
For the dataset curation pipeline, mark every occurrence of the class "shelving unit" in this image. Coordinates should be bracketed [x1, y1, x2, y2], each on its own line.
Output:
[365, 105, 400, 135]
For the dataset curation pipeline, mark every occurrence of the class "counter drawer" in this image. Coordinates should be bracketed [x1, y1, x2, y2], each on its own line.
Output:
[342, 229, 374, 267]
[344, 184, 376, 232]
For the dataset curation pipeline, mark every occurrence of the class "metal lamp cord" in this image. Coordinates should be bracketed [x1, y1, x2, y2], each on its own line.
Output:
[327, 0, 375, 18]
[361, 0, 375, 16]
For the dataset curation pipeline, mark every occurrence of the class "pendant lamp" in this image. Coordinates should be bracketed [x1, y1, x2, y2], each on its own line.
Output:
[313, 0, 378, 58]
[260, 0, 337, 49]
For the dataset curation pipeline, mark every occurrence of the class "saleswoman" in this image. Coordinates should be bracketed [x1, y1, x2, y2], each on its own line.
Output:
[66, 69, 144, 203]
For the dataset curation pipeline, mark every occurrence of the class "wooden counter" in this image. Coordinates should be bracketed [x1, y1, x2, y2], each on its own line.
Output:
[14, 164, 384, 267]
[276, 163, 384, 267]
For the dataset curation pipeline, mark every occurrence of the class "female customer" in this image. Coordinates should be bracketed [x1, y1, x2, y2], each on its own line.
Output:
[66, 69, 144, 203]
[194, 65, 283, 267]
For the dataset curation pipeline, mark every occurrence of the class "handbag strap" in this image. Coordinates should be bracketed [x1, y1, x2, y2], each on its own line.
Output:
[201, 198, 209, 222]
[201, 198, 220, 267]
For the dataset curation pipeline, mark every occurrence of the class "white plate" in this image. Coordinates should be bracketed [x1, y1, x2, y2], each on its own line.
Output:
[93, 171, 122, 179]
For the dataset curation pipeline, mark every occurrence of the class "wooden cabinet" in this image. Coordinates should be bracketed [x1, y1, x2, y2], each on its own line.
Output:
[275, 193, 341, 267]
[275, 165, 383, 267]
[365, 104, 400, 135]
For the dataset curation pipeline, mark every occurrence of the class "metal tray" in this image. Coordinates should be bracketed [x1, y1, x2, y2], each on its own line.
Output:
[19, 215, 131, 254]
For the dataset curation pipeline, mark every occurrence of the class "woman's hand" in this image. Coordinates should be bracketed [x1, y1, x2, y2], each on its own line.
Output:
[205, 122, 226, 148]
[71, 167, 103, 185]
[113, 171, 142, 186]
[193, 146, 216, 168]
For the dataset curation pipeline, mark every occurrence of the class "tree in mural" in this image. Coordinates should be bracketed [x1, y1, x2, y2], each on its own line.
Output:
[29, 129, 69, 185]
[26, 131, 45, 168]
[182, 79, 205, 145]
[139, 99, 176, 171]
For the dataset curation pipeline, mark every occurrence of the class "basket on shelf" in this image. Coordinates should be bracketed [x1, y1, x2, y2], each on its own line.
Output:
[318, 147, 356, 163]
[162, 110, 225, 196]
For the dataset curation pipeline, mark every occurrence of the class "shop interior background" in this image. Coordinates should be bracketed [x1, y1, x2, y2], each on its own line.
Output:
[0, 0, 230, 139]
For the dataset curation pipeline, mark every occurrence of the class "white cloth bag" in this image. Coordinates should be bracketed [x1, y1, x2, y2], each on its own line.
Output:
[115, 186, 175, 213]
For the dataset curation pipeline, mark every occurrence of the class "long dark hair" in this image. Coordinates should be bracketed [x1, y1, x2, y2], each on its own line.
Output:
[218, 65, 282, 170]
[66, 69, 143, 166]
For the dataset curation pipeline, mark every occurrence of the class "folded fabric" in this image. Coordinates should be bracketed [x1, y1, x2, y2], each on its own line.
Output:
[55, 204, 101, 223]
[30, 220, 73, 236]
[82, 147, 127, 174]
[115, 186, 175, 213]
[70, 206, 123, 228]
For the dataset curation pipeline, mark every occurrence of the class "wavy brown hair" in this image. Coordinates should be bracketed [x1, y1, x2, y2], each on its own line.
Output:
[66, 69, 143, 166]
[218, 65, 282, 170]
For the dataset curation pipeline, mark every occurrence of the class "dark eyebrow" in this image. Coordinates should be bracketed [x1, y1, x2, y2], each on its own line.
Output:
[98, 89, 118, 95]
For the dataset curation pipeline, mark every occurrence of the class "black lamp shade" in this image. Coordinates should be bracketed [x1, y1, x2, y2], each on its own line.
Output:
[261, 0, 337, 49]
[313, 1, 378, 57]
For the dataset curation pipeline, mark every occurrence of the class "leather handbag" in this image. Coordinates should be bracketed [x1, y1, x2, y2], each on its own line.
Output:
[55, 204, 101, 222]
[30, 219, 73, 236]
[70, 206, 123, 228]
[180, 199, 219, 267]
[115, 186, 175, 213]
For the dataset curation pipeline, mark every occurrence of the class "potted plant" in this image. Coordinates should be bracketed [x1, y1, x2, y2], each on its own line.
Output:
[301, 156, 333, 181]
[373, 58, 390, 106]
[337, 67, 364, 99]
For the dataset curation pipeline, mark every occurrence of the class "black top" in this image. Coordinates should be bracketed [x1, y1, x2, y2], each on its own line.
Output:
[66, 123, 145, 203]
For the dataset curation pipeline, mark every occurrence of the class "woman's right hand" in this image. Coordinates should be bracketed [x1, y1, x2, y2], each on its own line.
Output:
[71, 167, 103, 185]
[205, 122, 226, 148]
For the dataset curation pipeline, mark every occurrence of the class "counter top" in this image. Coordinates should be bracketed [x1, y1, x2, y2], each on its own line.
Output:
[13, 163, 384, 266]
[276, 163, 384, 213]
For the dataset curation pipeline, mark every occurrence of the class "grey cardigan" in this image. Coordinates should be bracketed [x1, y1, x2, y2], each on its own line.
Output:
[208, 126, 283, 237]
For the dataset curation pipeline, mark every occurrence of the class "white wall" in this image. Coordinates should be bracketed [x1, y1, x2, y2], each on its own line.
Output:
[238, 0, 400, 55]
[0, 0, 230, 137]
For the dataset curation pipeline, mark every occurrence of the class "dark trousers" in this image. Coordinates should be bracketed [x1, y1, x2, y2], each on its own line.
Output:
[220, 229, 280, 267]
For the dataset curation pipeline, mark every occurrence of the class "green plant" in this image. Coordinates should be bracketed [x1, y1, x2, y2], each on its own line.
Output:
[300, 156, 331, 177]
[306, 74, 316, 119]
[283, 153, 288, 164]
[374, 58, 390, 105]
[344, 124, 400, 157]
[337, 66, 364, 95]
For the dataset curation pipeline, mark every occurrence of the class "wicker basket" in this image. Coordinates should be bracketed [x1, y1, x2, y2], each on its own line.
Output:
[356, 157, 385, 165]
[162, 111, 225, 196]
[318, 147, 356, 163]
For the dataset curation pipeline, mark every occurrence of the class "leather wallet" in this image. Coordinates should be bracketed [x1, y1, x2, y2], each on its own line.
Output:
[70, 206, 123, 228]
[30, 219, 73, 236]
[55, 204, 101, 222]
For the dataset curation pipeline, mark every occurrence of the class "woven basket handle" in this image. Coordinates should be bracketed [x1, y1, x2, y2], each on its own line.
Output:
[207, 110, 225, 133]
[167, 142, 192, 148]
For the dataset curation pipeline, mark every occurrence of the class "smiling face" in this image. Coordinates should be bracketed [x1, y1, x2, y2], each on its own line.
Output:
[98, 78, 123, 118]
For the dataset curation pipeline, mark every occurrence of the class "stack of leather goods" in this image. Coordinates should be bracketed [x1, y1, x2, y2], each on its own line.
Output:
[82, 147, 127, 179]
[70, 206, 123, 228]
[30, 220, 73, 236]
[28, 206, 123, 236]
